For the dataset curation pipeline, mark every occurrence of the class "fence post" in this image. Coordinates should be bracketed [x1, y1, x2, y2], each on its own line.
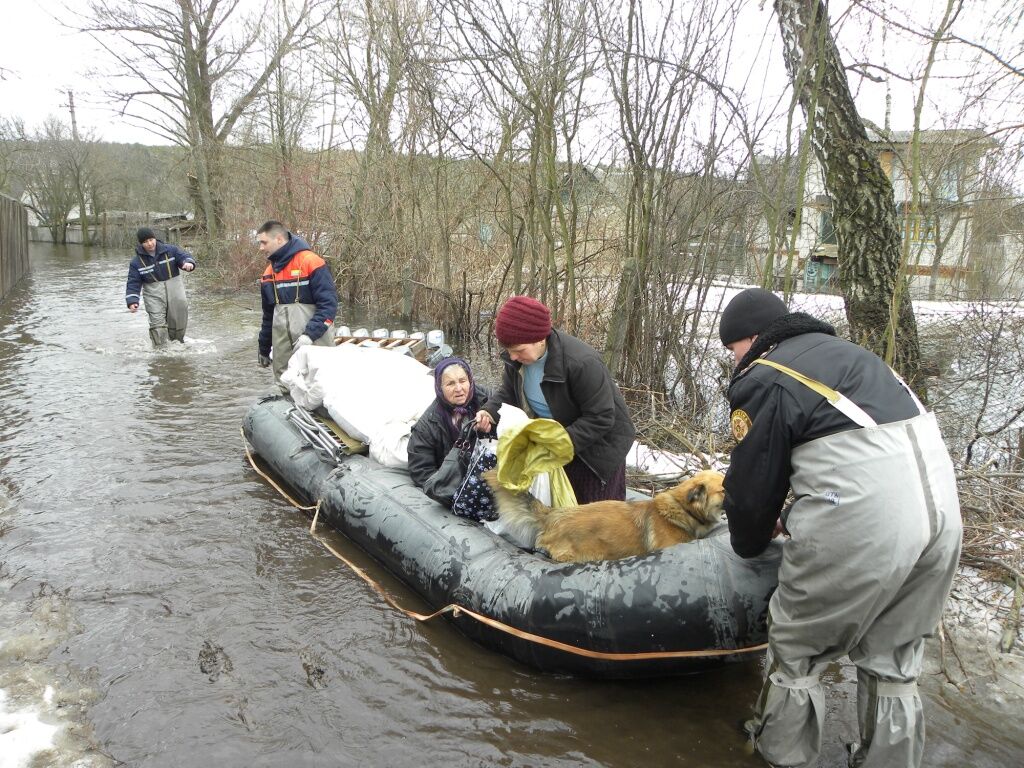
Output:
[401, 263, 414, 325]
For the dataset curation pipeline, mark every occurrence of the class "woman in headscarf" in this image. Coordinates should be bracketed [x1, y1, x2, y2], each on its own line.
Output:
[407, 357, 495, 498]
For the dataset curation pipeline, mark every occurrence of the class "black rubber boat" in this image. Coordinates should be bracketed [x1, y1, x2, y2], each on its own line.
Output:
[243, 394, 782, 678]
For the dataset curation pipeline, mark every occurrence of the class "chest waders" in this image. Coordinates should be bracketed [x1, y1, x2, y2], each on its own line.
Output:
[269, 270, 335, 383]
[743, 359, 962, 768]
[141, 256, 188, 346]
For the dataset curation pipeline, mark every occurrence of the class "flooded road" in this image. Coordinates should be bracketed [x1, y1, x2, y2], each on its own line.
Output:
[1, 243, 1022, 767]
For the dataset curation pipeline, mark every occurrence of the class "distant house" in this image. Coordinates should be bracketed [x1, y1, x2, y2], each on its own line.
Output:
[781, 128, 1001, 298]
[64, 210, 192, 247]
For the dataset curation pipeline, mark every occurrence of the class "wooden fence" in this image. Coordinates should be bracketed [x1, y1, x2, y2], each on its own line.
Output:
[0, 194, 30, 303]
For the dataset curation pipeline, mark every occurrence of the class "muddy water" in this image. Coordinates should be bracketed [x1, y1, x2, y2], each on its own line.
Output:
[1, 243, 1021, 767]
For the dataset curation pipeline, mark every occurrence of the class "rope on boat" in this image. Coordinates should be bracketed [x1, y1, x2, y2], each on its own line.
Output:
[241, 429, 318, 512]
[242, 429, 768, 662]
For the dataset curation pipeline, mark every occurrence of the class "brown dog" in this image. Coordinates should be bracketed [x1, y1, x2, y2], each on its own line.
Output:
[483, 469, 726, 562]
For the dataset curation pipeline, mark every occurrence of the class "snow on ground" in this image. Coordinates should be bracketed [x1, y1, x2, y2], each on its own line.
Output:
[626, 441, 727, 478]
[0, 688, 59, 768]
[699, 280, 1024, 321]
[946, 564, 1024, 652]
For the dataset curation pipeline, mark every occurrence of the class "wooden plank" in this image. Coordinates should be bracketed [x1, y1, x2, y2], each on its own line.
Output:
[333, 334, 426, 361]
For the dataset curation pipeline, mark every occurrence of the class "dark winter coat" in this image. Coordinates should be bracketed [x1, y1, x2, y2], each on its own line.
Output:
[125, 241, 196, 306]
[725, 313, 922, 558]
[480, 329, 636, 484]
[407, 387, 493, 489]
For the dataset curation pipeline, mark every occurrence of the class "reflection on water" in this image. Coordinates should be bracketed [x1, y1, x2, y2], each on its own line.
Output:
[0, 243, 1021, 767]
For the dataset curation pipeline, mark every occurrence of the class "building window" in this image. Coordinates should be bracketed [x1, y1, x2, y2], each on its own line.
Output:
[903, 215, 936, 244]
[819, 211, 837, 245]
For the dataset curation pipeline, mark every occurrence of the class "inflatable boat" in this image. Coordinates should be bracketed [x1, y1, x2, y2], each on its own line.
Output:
[243, 394, 782, 678]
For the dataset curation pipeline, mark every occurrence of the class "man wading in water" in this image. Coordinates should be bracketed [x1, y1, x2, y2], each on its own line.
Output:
[125, 227, 196, 346]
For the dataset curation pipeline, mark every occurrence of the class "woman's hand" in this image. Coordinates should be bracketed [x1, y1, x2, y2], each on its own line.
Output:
[475, 411, 494, 432]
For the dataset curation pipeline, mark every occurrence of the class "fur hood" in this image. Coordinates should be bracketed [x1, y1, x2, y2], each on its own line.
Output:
[733, 312, 836, 383]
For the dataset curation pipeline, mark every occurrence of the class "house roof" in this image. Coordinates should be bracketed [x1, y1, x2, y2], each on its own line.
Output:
[865, 127, 998, 151]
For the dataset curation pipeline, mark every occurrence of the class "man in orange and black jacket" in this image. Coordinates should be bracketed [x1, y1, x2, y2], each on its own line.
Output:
[256, 220, 338, 384]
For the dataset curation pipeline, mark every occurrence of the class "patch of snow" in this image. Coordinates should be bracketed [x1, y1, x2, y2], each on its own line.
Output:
[0, 689, 59, 768]
[627, 441, 728, 478]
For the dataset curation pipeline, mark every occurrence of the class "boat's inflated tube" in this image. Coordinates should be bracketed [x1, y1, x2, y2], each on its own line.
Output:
[243, 395, 782, 677]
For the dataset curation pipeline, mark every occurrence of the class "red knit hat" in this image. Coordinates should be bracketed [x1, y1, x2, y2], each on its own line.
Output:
[495, 296, 552, 346]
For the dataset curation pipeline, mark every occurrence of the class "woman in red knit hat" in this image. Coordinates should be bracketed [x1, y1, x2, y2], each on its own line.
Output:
[475, 296, 636, 503]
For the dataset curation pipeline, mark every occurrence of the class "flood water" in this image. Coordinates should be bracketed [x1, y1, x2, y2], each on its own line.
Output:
[1, 243, 1022, 767]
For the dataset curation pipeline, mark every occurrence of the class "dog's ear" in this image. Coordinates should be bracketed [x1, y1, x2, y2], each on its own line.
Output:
[686, 482, 707, 506]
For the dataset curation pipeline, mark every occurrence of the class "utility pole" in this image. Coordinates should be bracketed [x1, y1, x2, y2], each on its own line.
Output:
[65, 89, 91, 244]
[66, 90, 81, 142]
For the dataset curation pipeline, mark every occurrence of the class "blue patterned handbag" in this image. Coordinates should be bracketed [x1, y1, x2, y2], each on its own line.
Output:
[451, 441, 498, 522]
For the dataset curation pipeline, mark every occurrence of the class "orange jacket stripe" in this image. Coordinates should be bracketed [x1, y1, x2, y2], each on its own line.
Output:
[261, 250, 326, 282]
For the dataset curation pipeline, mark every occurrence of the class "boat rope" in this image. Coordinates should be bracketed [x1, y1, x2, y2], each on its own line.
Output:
[241, 430, 318, 511]
[242, 431, 768, 662]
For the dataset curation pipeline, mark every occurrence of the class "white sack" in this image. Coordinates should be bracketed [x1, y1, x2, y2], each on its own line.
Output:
[369, 419, 417, 468]
[280, 345, 331, 410]
[282, 344, 436, 467]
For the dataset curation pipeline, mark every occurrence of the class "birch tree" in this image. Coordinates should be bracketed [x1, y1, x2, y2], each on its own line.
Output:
[774, 0, 923, 389]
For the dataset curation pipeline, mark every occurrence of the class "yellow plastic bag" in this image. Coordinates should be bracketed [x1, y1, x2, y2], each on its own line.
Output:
[495, 418, 577, 508]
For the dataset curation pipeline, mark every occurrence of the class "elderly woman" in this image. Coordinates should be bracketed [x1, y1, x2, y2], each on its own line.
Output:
[407, 357, 494, 496]
[475, 296, 636, 503]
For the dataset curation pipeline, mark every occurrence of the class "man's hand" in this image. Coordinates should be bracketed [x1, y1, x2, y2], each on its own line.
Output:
[294, 334, 312, 348]
[258, 353, 272, 368]
[128, 303, 139, 313]
[772, 517, 786, 539]
[475, 411, 494, 432]
[181, 262, 195, 272]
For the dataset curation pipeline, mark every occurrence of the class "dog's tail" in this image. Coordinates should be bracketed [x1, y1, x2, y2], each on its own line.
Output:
[481, 469, 550, 549]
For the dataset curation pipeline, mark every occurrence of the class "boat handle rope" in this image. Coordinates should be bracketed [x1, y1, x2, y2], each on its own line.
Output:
[242, 430, 768, 662]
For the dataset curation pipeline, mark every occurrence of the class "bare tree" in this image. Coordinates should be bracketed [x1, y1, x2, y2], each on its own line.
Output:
[79, 0, 321, 238]
[0, 117, 28, 196]
[313, 0, 433, 306]
[16, 118, 98, 244]
[596, 0, 738, 389]
[440, 0, 598, 327]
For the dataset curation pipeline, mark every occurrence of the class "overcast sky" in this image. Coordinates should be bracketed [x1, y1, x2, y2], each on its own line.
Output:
[2, 1, 1019, 152]
[1, 1, 161, 143]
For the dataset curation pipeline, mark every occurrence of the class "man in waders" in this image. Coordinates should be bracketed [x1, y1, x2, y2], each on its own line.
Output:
[719, 288, 962, 768]
[256, 220, 338, 385]
[125, 227, 196, 346]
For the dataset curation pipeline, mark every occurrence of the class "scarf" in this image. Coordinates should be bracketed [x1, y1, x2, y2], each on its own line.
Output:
[433, 356, 478, 439]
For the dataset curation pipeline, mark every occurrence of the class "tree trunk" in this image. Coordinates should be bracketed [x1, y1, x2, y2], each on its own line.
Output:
[774, 0, 924, 394]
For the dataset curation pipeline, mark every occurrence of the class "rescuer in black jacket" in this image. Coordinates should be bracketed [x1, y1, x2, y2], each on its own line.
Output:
[719, 288, 962, 768]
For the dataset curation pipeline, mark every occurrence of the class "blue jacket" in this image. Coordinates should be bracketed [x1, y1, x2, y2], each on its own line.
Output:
[258, 234, 339, 355]
[125, 241, 197, 306]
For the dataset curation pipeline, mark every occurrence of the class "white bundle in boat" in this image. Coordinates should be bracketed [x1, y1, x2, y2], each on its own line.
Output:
[281, 344, 436, 467]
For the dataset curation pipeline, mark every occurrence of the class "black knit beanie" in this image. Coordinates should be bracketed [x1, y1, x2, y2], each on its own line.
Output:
[718, 288, 790, 346]
[137, 227, 156, 243]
